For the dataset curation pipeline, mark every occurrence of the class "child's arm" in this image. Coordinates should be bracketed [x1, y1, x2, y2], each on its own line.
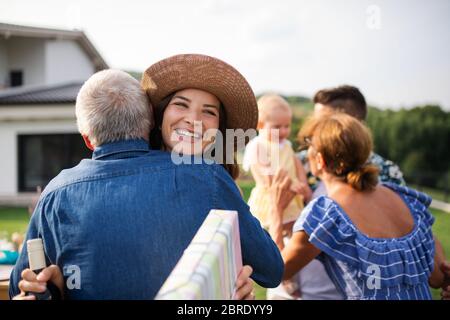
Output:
[293, 156, 312, 202]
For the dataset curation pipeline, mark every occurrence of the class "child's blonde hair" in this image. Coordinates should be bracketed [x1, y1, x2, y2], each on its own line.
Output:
[257, 94, 292, 123]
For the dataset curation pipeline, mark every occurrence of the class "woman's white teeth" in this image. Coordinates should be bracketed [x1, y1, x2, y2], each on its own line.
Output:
[176, 129, 201, 139]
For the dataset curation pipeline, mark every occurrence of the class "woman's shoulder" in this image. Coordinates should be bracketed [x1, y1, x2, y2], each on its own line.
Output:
[302, 195, 336, 215]
[294, 195, 356, 238]
[382, 182, 431, 207]
[381, 182, 434, 225]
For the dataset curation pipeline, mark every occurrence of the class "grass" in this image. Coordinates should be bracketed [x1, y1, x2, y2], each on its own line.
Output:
[429, 208, 450, 300]
[409, 184, 450, 203]
[0, 207, 29, 240]
[0, 183, 448, 300]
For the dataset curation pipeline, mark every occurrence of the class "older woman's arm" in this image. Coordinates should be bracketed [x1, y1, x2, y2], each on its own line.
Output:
[280, 230, 321, 280]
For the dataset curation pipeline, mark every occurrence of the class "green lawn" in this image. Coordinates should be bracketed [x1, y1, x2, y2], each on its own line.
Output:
[409, 184, 450, 203]
[429, 208, 450, 300]
[0, 207, 29, 239]
[239, 179, 255, 203]
[0, 185, 449, 300]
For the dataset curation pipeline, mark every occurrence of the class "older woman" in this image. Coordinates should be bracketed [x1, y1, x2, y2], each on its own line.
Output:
[270, 113, 447, 299]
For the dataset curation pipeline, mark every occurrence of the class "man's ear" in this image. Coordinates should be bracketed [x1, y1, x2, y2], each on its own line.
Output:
[82, 135, 95, 151]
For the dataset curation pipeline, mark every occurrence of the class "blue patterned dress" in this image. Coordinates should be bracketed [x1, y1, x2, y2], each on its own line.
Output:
[293, 183, 435, 300]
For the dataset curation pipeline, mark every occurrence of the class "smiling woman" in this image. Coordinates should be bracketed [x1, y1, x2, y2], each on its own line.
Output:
[143, 54, 259, 180]
[154, 88, 221, 156]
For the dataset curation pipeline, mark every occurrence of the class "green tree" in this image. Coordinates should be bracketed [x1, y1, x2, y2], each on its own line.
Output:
[366, 105, 450, 188]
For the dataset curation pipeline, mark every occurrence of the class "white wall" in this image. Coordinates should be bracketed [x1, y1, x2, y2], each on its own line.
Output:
[45, 40, 94, 85]
[6, 38, 46, 86]
[0, 37, 96, 89]
[0, 39, 8, 88]
[0, 104, 78, 196]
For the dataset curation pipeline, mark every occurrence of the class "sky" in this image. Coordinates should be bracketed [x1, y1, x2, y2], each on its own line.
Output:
[1, 0, 449, 110]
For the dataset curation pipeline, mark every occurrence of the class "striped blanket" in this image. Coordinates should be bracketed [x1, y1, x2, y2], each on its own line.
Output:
[156, 210, 243, 299]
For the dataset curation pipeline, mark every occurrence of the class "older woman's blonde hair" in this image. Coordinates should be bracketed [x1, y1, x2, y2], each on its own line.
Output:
[299, 112, 379, 191]
[76, 69, 153, 146]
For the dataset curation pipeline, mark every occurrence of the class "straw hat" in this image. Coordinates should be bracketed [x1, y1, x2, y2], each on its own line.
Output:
[141, 54, 258, 131]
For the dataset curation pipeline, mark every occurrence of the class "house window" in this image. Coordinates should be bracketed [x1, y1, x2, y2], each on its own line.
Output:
[10, 70, 23, 87]
[18, 134, 92, 192]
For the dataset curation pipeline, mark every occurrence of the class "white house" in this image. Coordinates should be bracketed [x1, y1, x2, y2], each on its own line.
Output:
[0, 23, 108, 205]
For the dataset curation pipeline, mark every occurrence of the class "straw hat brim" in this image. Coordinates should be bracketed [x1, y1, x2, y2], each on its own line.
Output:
[141, 54, 258, 131]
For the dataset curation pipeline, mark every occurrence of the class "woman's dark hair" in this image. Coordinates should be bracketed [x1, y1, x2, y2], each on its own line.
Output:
[149, 93, 174, 151]
[149, 93, 240, 180]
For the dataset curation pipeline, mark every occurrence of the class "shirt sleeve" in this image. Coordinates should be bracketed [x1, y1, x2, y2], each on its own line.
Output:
[9, 194, 59, 298]
[211, 165, 284, 288]
[9, 215, 37, 298]
[382, 162, 406, 185]
[370, 153, 406, 186]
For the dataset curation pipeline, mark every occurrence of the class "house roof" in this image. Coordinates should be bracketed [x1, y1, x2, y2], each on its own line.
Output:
[0, 22, 108, 71]
[0, 82, 82, 105]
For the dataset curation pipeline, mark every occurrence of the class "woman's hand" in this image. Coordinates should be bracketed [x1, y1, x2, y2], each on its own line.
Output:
[12, 265, 64, 300]
[234, 265, 255, 300]
[290, 180, 303, 194]
[290, 181, 312, 203]
[270, 169, 296, 213]
[268, 169, 296, 250]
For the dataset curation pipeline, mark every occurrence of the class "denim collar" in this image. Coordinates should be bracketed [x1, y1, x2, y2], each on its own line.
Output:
[92, 139, 150, 160]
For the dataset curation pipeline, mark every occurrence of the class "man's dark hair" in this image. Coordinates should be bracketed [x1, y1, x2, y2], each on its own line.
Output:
[313, 85, 367, 121]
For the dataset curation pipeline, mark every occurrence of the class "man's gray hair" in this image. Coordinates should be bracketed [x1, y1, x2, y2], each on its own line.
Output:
[76, 69, 153, 146]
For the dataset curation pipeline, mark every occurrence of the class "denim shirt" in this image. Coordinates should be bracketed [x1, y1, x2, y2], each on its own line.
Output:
[10, 139, 283, 299]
